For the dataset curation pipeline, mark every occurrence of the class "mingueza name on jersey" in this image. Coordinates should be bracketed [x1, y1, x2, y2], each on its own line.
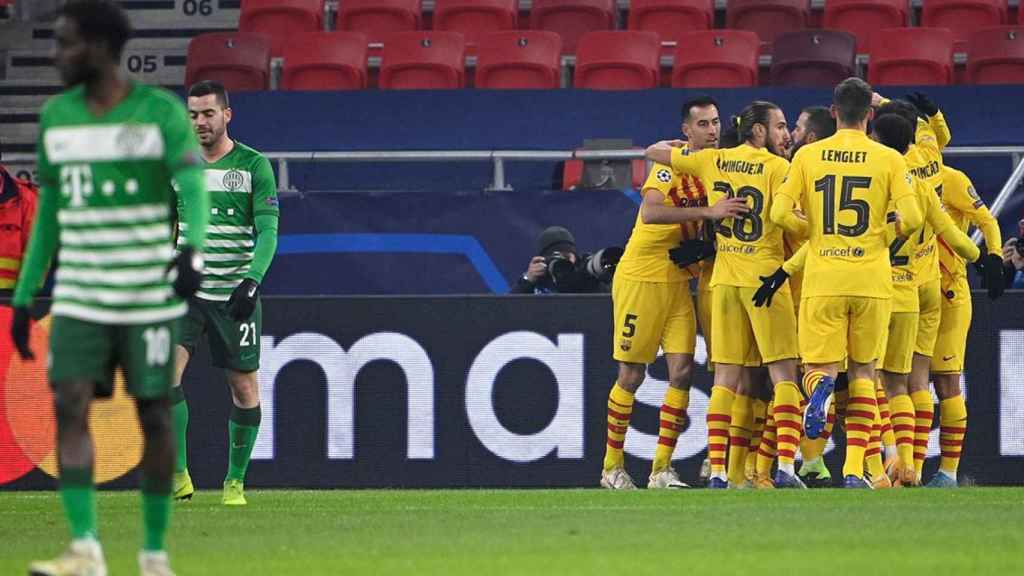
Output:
[819, 246, 865, 258]
[718, 243, 756, 255]
[911, 160, 941, 180]
[715, 158, 764, 175]
[820, 150, 868, 163]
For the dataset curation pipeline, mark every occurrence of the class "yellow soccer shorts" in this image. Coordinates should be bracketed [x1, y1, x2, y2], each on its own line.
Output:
[876, 311, 919, 375]
[711, 284, 798, 366]
[932, 278, 972, 373]
[915, 278, 942, 357]
[612, 277, 696, 364]
[799, 296, 891, 365]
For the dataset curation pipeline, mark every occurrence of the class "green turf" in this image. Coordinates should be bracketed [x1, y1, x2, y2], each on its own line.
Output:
[2, 488, 1023, 575]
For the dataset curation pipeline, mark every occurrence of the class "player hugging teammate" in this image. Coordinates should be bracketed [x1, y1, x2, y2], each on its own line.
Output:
[604, 77, 1003, 490]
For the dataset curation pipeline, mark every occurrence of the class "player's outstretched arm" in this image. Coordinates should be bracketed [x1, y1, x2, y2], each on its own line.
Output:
[782, 242, 809, 276]
[926, 190, 980, 262]
[644, 140, 683, 167]
[640, 189, 748, 225]
[768, 192, 808, 237]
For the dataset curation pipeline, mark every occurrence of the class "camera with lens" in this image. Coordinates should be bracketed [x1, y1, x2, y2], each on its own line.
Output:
[546, 246, 623, 290]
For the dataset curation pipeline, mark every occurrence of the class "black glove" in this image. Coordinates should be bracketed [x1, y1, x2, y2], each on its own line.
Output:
[752, 268, 789, 308]
[975, 253, 1005, 300]
[168, 246, 203, 299]
[668, 239, 715, 269]
[10, 306, 34, 361]
[227, 278, 260, 321]
[905, 91, 939, 117]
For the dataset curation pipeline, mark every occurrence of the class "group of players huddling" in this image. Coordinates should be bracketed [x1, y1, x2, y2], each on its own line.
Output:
[603, 77, 1005, 492]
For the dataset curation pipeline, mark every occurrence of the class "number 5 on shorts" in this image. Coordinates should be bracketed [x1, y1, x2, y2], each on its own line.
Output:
[239, 321, 257, 347]
[622, 314, 638, 338]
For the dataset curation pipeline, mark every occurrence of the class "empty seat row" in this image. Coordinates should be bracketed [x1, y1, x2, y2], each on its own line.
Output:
[238, 0, 1024, 57]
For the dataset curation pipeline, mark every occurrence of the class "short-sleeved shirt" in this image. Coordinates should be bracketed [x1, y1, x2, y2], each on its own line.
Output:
[778, 129, 915, 299]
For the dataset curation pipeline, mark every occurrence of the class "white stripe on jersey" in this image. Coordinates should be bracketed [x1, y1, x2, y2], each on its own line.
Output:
[57, 265, 167, 285]
[61, 223, 170, 247]
[58, 203, 169, 226]
[52, 301, 187, 325]
[179, 223, 254, 235]
[61, 244, 173, 266]
[54, 284, 173, 305]
[45, 124, 164, 163]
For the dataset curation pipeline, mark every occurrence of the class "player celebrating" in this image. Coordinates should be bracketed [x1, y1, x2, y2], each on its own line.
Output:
[601, 97, 747, 490]
[770, 78, 923, 488]
[928, 165, 1003, 487]
[10, 1, 208, 574]
[171, 80, 279, 506]
[647, 101, 804, 489]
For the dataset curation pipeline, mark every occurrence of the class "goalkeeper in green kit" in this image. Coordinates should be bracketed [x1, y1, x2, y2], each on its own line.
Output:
[170, 80, 279, 506]
[10, 1, 208, 574]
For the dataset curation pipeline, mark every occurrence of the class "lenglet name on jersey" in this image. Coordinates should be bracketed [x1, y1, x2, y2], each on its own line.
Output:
[715, 158, 764, 175]
[820, 150, 868, 163]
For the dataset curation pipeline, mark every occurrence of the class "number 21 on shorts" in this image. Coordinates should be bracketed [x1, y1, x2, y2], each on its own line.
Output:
[239, 322, 257, 347]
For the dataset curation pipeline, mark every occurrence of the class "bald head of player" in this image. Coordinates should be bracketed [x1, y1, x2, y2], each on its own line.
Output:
[188, 80, 233, 158]
[790, 106, 837, 156]
[680, 96, 721, 152]
[734, 100, 790, 158]
[53, 0, 132, 88]
[832, 77, 874, 131]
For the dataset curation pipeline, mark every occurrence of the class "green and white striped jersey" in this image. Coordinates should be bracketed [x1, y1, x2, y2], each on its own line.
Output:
[26, 83, 204, 324]
[177, 141, 278, 301]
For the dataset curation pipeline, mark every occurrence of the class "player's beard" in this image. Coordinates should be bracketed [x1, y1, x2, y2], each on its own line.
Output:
[60, 61, 99, 88]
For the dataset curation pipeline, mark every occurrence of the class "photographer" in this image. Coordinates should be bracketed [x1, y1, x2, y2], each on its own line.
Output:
[511, 226, 619, 294]
[1003, 234, 1024, 289]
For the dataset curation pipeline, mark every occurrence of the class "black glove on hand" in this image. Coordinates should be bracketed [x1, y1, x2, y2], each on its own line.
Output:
[227, 278, 260, 321]
[169, 246, 203, 299]
[11, 306, 33, 361]
[668, 239, 715, 269]
[976, 253, 1005, 300]
[905, 91, 939, 117]
[752, 268, 789, 308]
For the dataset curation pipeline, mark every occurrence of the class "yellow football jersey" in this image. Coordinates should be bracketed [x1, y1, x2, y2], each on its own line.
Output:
[777, 129, 915, 299]
[906, 122, 946, 286]
[616, 157, 710, 283]
[670, 143, 790, 288]
[937, 166, 1002, 288]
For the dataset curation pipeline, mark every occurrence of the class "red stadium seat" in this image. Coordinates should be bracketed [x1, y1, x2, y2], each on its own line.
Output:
[434, 0, 517, 47]
[574, 31, 660, 89]
[337, 0, 421, 45]
[379, 32, 466, 89]
[922, 0, 1008, 49]
[967, 26, 1024, 84]
[726, 0, 809, 48]
[822, 0, 909, 52]
[476, 31, 562, 89]
[628, 0, 713, 49]
[186, 32, 271, 92]
[769, 30, 857, 86]
[281, 32, 368, 91]
[868, 27, 954, 85]
[529, 0, 615, 54]
[238, 0, 323, 58]
[670, 30, 759, 88]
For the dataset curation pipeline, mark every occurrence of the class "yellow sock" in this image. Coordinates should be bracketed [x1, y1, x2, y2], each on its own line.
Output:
[911, 389, 934, 478]
[801, 437, 827, 462]
[842, 378, 877, 479]
[706, 386, 735, 479]
[603, 383, 634, 471]
[756, 401, 777, 477]
[939, 395, 967, 476]
[865, 404, 885, 479]
[652, 386, 689, 473]
[801, 369, 828, 399]
[890, 393, 916, 469]
[746, 399, 768, 479]
[772, 381, 802, 473]
[875, 382, 896, 449]
[727, 393, 754, 485]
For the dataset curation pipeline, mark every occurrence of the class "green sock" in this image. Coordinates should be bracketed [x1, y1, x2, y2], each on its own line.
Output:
[141, 477, 171, 552]
[169, 386, 189, 474]
[226, 405, 261, 482]
[59, 466, 97, 540]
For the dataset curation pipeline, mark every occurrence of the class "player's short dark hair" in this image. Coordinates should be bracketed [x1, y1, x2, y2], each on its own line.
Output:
[876, 99, 918, 143]
[718, 125, 741, 149]
[682, 96, 719, 123]
[872, 113, 913, 155]
[732, 101, 780, 144]
[833, 77, 873, 125]
[59, 0, 133, 61]
[802, 106, 837, 141]
[188, 80, 230, 108]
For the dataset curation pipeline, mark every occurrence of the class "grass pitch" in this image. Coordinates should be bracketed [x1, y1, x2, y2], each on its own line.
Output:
[2, 488, 1023, 575]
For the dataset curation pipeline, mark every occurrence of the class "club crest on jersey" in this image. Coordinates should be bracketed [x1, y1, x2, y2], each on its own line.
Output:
[905, 173, 913, 185]
[223, 170, 246, 192]
[619, 339, 632, 352]
[656, 169, 672, 183]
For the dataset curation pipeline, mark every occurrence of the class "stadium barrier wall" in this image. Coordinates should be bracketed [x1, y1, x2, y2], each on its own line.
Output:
[2, 293, 1023, 489]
